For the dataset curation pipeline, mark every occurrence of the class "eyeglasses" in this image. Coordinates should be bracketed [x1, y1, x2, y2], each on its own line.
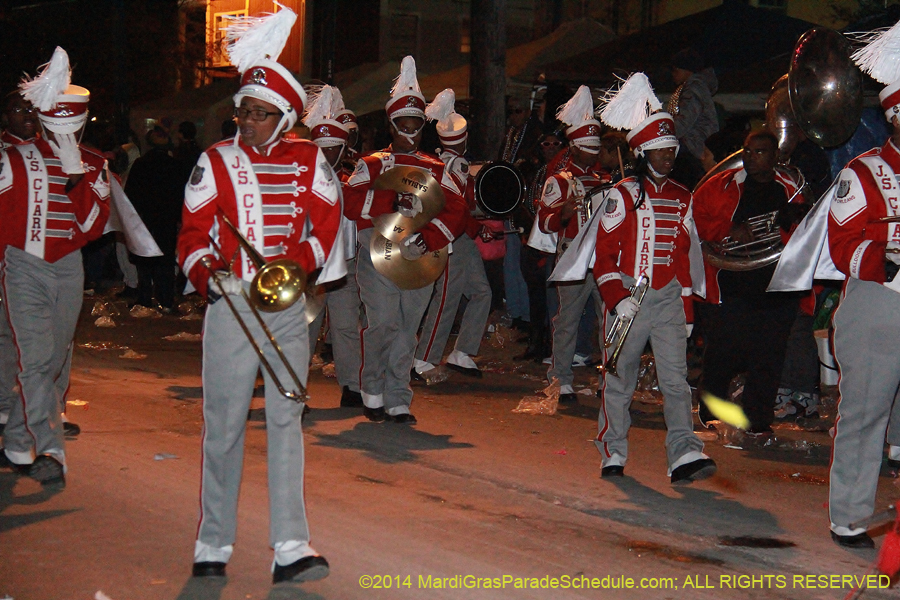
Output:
[8, 107, 37, 115]
[541, 140, 562, 147]
[234, 107, 281, 122]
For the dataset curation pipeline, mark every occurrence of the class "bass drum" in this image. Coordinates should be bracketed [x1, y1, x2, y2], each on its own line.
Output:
[469, 161, 526, 218]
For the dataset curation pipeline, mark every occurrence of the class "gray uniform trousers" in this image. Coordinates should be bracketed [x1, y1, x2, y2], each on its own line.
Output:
[547, 275, 604, 390]
[595, 277, 703, 468]
[308, 257, 363, 392]
[0, 295, 73, 437]
[0, 247, 82, 463]
[356, 228, 432, 416]
[829, 278, 900, 530]
[416, 234, 491, 363]
[198, 286, 310, 549]
[0, 282, 18, 425]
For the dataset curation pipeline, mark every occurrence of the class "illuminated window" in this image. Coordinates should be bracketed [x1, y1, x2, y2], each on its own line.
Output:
[211, 10, 248, 67]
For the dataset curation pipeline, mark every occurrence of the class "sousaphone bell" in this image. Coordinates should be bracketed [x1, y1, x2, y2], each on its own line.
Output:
[696, 27, 862, 272]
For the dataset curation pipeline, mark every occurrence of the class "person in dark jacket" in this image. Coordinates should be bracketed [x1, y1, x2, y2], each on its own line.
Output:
[667, 49, 719, 189]
[124, 126, 188, 312]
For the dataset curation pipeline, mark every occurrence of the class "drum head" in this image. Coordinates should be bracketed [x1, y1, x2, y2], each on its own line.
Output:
[474, 161, 525, 217]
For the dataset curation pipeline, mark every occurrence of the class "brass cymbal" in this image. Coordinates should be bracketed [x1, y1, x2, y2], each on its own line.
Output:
[369, 232, 448, 290]
[372, 165, 446, 242]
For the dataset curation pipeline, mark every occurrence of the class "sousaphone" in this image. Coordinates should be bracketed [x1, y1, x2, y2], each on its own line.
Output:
[370, 165, 449, 289]
[697, 27, 862, 272]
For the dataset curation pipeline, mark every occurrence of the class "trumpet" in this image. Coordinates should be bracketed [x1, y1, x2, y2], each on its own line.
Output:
[204, 214, 309, 402]
[600, 275, 650, 378]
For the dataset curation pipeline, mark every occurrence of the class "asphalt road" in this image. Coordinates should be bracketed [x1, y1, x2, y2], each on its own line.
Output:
[0, 296, 896, 600]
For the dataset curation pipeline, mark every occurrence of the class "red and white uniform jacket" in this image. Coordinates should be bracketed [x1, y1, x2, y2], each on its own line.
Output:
[438, 149, 480, 240]
[592, 176, 695, 322]
[537, 158, 605, 241]
[693, 166, 805, 304]
[0, 138, 110, 262]
[0, 130, 30, 148]
[829, 139, 900, 287]
[343, 147, 468, 251]
[177, 137, 342, 299]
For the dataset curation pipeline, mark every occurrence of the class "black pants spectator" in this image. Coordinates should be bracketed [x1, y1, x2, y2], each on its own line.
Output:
[133, 255, 176, 310]
[700, 295, 798, 432]
[520, 244, 552, 355]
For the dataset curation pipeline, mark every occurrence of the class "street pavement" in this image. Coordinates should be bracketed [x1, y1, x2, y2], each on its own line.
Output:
[0, 296, 896, 600]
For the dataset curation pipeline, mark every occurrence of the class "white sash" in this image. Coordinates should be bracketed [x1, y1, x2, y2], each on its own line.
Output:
[217, 145, 264, 282]
[21, 144, 48, 259]
[634, 200, 655, 284]
[861, 155, 900, 241]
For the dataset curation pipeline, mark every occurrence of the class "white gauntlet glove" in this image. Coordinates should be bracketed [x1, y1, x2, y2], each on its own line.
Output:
[395, 191, 423, 218]
[399, 233, 427, 260]
[686, 323, 694, 338]
[208, 271, 242, 298]
[614, 297, 640, 320]
[47, 133, 84, 175]
[887, 241, 900, 265]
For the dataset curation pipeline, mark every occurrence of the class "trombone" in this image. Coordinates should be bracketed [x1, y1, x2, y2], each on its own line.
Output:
[600, 275, 650, 378]
[203, 214, 309, 402]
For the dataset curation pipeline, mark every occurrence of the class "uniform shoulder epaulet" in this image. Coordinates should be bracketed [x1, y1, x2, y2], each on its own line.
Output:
[210, 139, 234, 151]
[79, 144, 106, 161]
[666, 178, 691, 194]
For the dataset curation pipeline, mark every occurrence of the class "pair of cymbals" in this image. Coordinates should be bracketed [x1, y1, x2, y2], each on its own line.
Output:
[370, 233, 448, 290]
[372, 166, 446, 242]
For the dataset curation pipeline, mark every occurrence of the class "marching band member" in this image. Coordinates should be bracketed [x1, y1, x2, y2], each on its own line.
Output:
[333, 93, 360, 166]
[414, 88, 491, 379]
[592, 74, 714, 483]
[344, 56, 468, 424]
[177, 6, 340, 582]
[0, 48, 110, 485]
[304, 86, 364, 408]
[823, 23, 900, 548]
[0, 91, 82, 439]
[537, 86, 606, 403]
[693, 130, 808, 435]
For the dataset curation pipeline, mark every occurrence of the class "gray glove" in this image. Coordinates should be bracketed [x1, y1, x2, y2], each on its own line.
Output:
[47, 133, 84, 175]
[614, 297, 640, 320]
[395, 191, 423, 218]
[399, 233, 427, 260]
[209, 271, 242, 297]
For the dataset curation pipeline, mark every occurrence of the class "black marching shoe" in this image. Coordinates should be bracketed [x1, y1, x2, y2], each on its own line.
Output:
[273, 555, 330, 585]
[363, 406, 386, 422]
[0, 448, 30, 475]
[340, 386, 364, 407]
[558, 393, 578, 404]
[446, 363, 482, 379]
[410, 368, 425, 383]
[831, 531, 875, 549]
[601, 465, 625, 478]
[63, 421, 81, 436]
[30, 454, 65, 487]
[192, 561, 227, 577]
[670, 458, 717, 485]
[387, 413, 417, 425]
